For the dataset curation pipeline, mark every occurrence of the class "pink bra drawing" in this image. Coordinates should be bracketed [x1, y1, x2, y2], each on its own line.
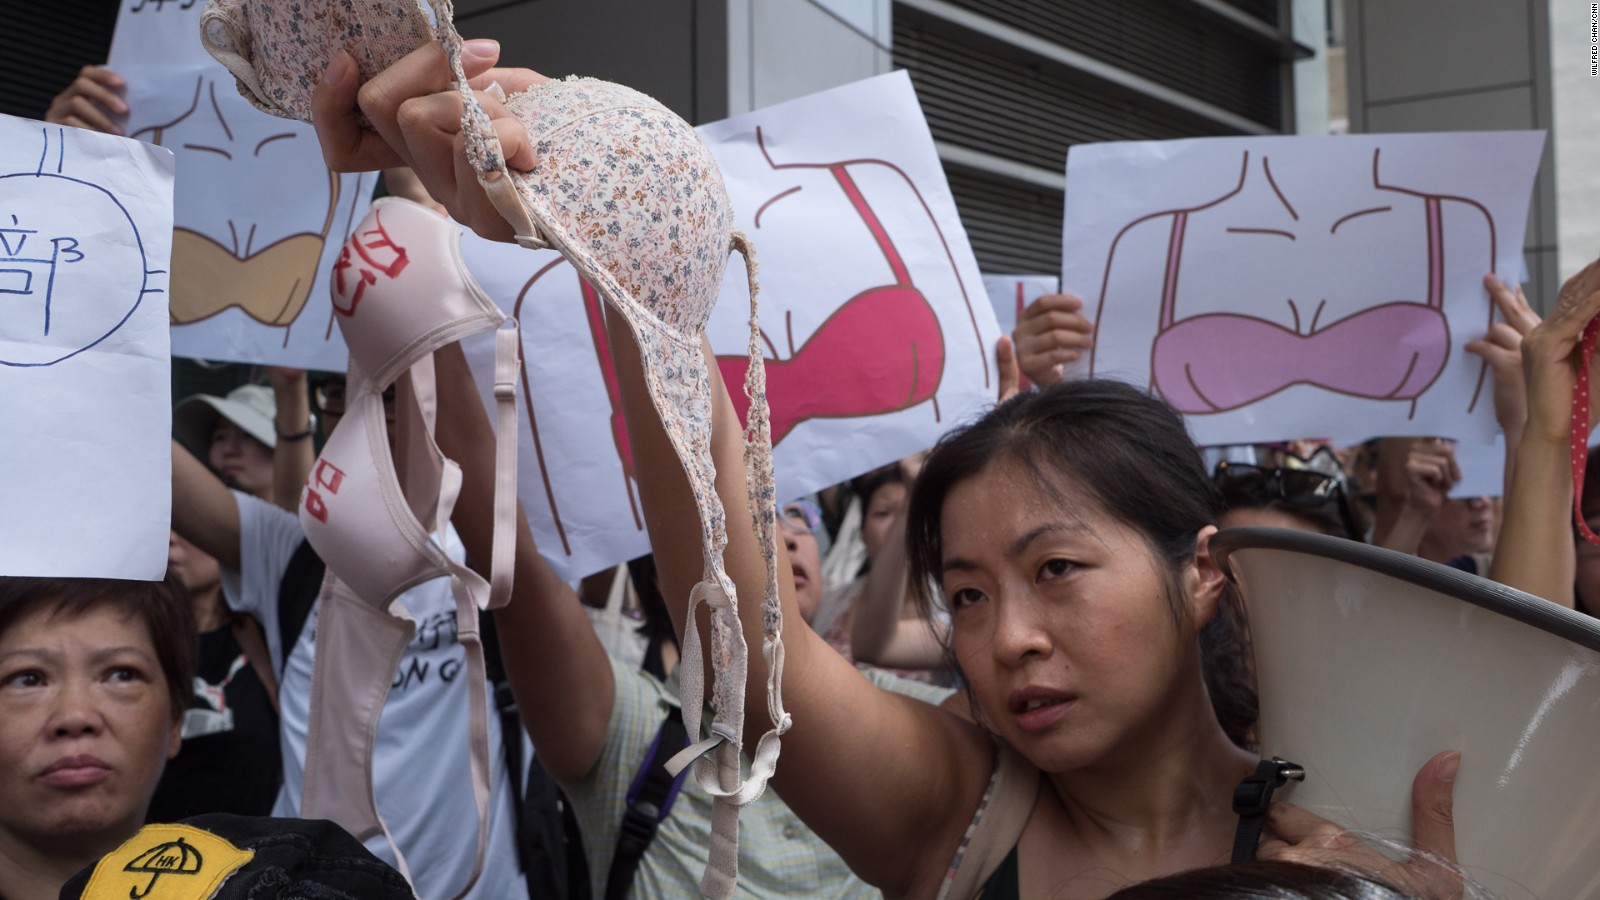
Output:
[1091, 150, 1497, 418]
[512, 125, 976, 559]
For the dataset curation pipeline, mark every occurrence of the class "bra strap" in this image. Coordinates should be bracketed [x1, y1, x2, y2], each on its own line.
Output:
[1572, 316, 1600, 545]
[300, 577, 417, 882]
[426, 0, 549, 251]
[490, 324, 520, 608]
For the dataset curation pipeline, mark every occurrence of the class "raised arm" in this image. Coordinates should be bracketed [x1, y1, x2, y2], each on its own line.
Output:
[433, 342, 614, 781]
[305, 41, 993, 896]
[267, 367, 315, 512]
[1370, 438, 1458, 557]
[1487, 259, 1600, 605]
[171, 439, 242, 571]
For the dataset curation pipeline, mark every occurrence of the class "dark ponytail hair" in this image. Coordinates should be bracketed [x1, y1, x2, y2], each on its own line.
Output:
[904, 379, 1257, 749]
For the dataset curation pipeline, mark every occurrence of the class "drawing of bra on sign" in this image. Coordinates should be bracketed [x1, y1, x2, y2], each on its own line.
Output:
[511, 124, 985, 556]
[0, 127, 166, 367]
[1089, 148, 1495, 418]
[136, 75, 346, 342]
[715, 125, 980, 444]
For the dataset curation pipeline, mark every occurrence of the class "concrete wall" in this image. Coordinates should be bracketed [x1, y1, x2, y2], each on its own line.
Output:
[726, 0, 893, 116]
[456, 0, 727, 124]
[450, 0, 894, 124]
[1344, 0, 1558, 308]
[1549, 1, 1600, 280]
[1293, 0, 1332, 135]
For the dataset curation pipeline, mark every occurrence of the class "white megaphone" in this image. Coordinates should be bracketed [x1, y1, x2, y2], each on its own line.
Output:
[1213, 528, 1600, 900]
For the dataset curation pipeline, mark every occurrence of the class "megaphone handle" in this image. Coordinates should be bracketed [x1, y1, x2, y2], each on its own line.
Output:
[1572, 316, 1600, 546]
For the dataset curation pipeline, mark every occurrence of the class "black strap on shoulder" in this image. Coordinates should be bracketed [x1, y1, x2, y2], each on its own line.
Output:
[1231, 757, 1305, 863]
[605, 707, 691, 900]
[275, 538, 324, 675]
[480, 612, 591, 899]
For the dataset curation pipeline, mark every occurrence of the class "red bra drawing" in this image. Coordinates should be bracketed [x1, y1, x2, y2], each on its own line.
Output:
[1088, 148, 1497, 419]
[513, 125, 985, 554]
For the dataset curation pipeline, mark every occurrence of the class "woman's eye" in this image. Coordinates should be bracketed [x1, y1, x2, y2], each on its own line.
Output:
[1038, 559, 1074, 581]
[1, 670, 44, 689]
[948, 587, 985, 609]
[105, 666, 144, 684]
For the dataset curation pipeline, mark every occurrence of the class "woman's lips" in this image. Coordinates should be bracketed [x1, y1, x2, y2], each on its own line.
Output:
[1009, 688, 1078, 733]
[39, 755, 112, 788]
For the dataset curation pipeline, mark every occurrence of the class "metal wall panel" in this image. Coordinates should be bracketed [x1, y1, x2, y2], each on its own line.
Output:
[895, 0, 1290, 277]
[1, 0, 119, 121]
[940, 0, 1284, 129]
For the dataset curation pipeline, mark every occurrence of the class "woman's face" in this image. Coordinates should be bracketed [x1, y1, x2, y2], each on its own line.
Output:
[0, 603, 180, 849]
[781, 505, 824, 624]
[861, 481, 908, 562]
[167, 531, 220, 596]
[939, 459, 1215, 773]
[208, 419, 274, 499]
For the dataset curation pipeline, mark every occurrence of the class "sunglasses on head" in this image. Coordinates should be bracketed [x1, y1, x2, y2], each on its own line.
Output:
[311, 376, 397, 416]
[1213, 462, 1360, 540]
[780, 500, 822, 535]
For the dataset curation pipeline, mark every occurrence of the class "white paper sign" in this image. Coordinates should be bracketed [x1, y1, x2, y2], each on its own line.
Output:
[0, 118, 174, 578]
[461, 71, 1001, 580]
[1063, 132, 1544, 447]
[1450, 434, 1506, 499]
[108, 0, 374, 369]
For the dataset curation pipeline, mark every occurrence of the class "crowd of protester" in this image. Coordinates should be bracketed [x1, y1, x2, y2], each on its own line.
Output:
[5, 44, 1600, 900]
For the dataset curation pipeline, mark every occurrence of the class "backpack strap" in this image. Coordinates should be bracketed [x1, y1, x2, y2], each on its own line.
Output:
[276, 538, 325, 675]
[230, 613, 280, 716]
[605, 707, 691, 900]
[480, 612, 592, 899]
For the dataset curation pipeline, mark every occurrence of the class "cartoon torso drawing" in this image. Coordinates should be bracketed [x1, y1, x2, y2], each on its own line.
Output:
[1089, 149, 1494, 418]
[138, 75, 340, 333]
[0, 127, 164, 367]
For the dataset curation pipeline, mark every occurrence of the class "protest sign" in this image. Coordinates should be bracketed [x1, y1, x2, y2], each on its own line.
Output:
[0, 117, 174, 577]
[1063, 131, 1544, 447]
[109, 0, 374, 369]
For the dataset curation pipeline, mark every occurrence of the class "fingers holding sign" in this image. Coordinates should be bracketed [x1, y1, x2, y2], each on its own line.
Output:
[1015, 293, 1093, 388]
[46, 65, 128, 136]
[995, 335, 1021, 403]
[1519, 258, 1600, 445]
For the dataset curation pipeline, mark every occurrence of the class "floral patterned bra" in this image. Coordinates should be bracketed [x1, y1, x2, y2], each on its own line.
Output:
[201, 1, 788, 897]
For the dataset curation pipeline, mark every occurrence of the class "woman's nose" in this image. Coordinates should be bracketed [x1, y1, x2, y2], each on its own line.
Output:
[49, 679, 105, 739]
[992, 592, 1052, 664]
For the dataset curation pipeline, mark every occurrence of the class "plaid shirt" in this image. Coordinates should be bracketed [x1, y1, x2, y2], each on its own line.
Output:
[563, 655, 952, 898]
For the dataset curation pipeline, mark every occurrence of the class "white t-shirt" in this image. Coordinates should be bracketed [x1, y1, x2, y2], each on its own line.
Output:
[221, 492, 529, 900]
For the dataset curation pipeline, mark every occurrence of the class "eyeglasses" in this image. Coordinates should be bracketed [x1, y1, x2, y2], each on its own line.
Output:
[1214, 462, 1360, 540]
[779, 500, 822, 535]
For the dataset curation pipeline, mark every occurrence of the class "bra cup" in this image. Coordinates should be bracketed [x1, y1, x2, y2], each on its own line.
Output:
[502, 78, 734, 344]
[717, 283, 945, 443]
[1153, 304, 1452, 413]
[332, 198, 504, 388]
[300, 389, 449, 608]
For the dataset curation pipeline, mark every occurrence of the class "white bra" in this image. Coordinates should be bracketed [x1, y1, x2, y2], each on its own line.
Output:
[297, 196, 520, 898]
